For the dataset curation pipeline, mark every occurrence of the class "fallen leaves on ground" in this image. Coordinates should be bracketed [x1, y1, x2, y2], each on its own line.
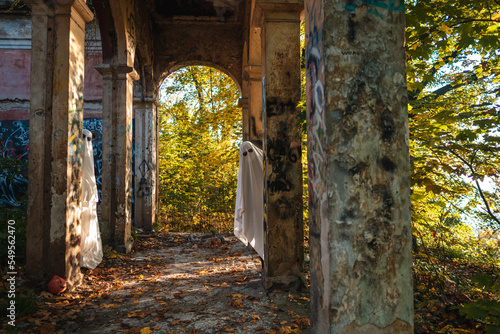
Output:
[413, 252, 500, 333]
[1, 232, 311, 334]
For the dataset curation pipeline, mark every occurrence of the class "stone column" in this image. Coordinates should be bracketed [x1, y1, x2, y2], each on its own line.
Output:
[245, 64, 263, 147]
[133, 97, 158, 231]
[245, 26, 264, 147]
[305, 0, 413, 332]
[26, 0, 93, 289]
[95, 64, 139, 253]
[238, 97, 249, 141]
[259, 1, 304, 290]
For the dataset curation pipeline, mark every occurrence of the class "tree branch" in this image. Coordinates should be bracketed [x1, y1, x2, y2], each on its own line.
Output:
[428, 79, 470, 99]
[408, 17, 500, 50]
[189, 69, 206, 115]
[409, 71, 481, 114]
[409, 51, 459, 100]
[449, 149, 500, 227]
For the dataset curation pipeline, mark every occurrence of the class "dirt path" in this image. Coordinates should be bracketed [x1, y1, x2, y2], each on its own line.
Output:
[9, 233, 311, 334]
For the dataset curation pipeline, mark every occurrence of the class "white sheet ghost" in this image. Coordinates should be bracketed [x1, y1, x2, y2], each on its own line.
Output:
[234, 141, 264, 259]
[80, 129, 103, 269]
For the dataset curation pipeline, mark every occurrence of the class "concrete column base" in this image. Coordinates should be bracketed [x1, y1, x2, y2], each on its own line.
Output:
[264, 275, 306, 291]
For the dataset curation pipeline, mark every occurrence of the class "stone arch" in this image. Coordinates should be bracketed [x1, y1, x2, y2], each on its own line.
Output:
[154, 64, 243, 234]
[153, 20, 243, 92]
[92, 0, 135, 66]
[133, 47, 156, 100]
[158, 61, 243, 96]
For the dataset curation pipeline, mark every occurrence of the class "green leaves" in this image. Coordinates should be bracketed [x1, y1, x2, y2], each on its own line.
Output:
[406, 0, 500, 104]
[408, 0, 500, 271]
[459, 273, 500, 333]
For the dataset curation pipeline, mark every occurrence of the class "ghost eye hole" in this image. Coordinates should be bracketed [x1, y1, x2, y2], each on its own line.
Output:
[243, 152, 248, 156]
[248, 148, 253, 153]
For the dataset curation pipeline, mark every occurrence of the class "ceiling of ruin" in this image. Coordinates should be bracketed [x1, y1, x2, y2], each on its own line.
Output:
[3, 0, 247, 27]
[153, 0, 245, 22]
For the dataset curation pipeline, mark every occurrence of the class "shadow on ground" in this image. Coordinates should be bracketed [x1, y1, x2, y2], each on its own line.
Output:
[4, 232, 311, 334]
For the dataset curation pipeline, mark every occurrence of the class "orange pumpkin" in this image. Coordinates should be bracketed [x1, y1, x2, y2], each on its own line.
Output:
[48, 275, 67, 295]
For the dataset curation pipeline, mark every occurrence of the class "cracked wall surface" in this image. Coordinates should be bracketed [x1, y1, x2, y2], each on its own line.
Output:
[306, 0, 413, 331]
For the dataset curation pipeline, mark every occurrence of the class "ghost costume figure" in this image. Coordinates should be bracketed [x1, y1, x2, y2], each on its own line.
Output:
[80, 129, 103, 269]
[234, 141, 264, 259]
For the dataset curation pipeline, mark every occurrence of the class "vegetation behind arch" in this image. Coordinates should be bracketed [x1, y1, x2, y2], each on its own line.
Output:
[157, 66, 242, 233]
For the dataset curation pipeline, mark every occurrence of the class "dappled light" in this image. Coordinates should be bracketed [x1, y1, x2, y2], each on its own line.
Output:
[13, 233, 311, 333]
[2, 0, 500, 332]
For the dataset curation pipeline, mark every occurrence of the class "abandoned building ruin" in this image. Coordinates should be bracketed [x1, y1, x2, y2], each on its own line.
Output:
[0, 0, 413, 331]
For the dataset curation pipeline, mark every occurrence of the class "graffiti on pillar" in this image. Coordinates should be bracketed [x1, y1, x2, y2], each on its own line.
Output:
[306, 2, 327, 205]
[0, 117, 139, 208]
[119, 119, 134, 137]
[266, 98, 297, 117]
[345, 0, 404, 17]
[266, 117, 301, 194]
[305, 0, 331, 319]
[137, 159, 152, 206]
[306, 46, 326, 204]
[84, 118, 104, 200]
[0, 120, 29, 207]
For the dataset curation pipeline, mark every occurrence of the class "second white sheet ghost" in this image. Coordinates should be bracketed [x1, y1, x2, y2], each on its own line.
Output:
[234, 141, 264, 259]
[81, 129, 103, 269]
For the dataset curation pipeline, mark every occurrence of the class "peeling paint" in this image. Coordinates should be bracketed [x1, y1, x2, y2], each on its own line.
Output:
[307, 0, 413, 331]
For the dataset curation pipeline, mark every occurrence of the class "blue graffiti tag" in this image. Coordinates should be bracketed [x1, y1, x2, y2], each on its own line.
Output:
[0, 118, 138, 207]
[346, 0, 404, 17]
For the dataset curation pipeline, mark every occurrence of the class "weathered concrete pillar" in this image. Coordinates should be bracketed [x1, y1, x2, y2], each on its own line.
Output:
[133, 97, 158, 231]
[244, 64, 263, 146]
[305, 0, 413, 332]
[259, 1, 304, 290]
[238, 97, 250, 141]
[245, 26, 264, 146]
[26, 0, 93, 289]
[95, 64, 138, 253]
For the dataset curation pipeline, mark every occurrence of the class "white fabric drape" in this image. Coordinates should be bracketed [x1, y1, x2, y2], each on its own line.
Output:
[234, 141, 264, 259]
[80, 129, 103, 269]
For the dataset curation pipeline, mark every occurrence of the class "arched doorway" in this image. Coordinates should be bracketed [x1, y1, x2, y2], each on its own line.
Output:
[157, 65, 242, 233]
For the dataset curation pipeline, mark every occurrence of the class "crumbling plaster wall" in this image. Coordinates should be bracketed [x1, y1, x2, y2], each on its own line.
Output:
[154, 21, 243, 89]
[0, 13, 103, 118]
[0, 10, 105, 208]
[0, 14, 31, 121]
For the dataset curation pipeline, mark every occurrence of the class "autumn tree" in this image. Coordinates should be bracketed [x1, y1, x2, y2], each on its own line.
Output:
[405, 2, 500, 331]
[157, 66, 242, 232]
[406, 0, 500, 256]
